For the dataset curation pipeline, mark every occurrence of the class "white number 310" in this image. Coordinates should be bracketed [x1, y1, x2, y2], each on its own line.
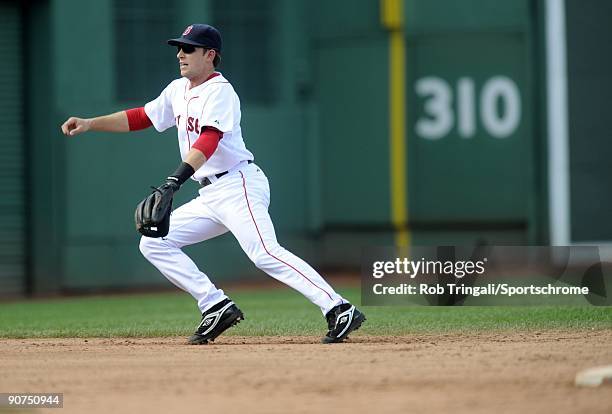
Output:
[415, 76, 521, 140]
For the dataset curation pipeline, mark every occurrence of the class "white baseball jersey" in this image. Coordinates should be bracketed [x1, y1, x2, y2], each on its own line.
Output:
[138, 72, 346, 318]
[144, 73, 254, 182]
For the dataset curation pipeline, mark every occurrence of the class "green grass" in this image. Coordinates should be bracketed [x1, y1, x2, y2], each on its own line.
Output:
[0, 287, 610, 338]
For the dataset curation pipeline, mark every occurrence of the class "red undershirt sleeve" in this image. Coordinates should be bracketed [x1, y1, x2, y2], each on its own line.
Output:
[192, 127, 223, 159]
[125, 107, 153, 131]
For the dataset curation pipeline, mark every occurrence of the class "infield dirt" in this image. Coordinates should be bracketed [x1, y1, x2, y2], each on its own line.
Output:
[1, 330, 610, 414]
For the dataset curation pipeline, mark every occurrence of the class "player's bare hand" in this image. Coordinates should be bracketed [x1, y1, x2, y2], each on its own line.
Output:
[61, 117, 92, 136]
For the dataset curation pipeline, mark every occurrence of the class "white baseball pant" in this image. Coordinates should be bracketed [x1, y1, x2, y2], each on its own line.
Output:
[139, 161, 345, 314]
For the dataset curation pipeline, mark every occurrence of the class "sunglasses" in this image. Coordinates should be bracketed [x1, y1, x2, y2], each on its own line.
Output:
[176, 44, 197, 54]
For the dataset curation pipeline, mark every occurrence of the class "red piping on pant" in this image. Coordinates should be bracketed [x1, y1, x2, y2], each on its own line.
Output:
[239, 171, 334, 301]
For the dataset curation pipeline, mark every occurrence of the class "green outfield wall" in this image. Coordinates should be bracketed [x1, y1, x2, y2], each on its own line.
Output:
[565, 0, 612, 242]
[1, 0, 609, 295]
[404, 0, 542, 245]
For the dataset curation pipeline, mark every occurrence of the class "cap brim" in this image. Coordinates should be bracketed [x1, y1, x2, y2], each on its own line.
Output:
[167, 38, 206, 47]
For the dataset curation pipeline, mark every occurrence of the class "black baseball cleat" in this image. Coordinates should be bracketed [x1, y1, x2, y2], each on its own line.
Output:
[188, 298, 244, 345]
[322, 303, 366, 343]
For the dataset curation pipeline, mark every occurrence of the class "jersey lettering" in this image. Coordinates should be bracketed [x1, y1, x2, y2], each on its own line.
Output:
[187, 117, 201, 134]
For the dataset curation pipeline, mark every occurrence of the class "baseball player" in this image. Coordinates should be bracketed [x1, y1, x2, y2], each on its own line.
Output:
[60, 24, 365, 344]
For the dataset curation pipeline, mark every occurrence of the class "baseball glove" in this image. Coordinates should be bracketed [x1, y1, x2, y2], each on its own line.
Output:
[134, 182, 178, 238]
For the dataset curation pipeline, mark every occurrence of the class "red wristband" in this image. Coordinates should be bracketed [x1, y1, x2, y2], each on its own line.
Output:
[126, 107, 153, 131]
